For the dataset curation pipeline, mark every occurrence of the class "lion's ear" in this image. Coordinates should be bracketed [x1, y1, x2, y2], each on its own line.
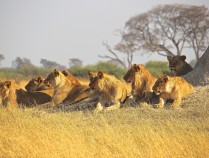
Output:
[36, 76, 43, 83]
[162, 75, 169, 82]
[98, 71, 104, 79]
[53, 69, 59, 76]
[88, 71, 93, 77]
[133, 64, 140, 71]
[62, 70, 68, 77]
[180, 55, 186, 61]
[167, 56, 173, 61]
[4, 81, 11, 89]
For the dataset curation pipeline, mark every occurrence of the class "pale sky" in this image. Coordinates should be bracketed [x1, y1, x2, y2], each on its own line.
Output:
[0, 0, 209, 67]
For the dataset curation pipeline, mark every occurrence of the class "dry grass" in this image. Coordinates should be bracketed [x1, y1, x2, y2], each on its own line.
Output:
[0, 86, 209, 158]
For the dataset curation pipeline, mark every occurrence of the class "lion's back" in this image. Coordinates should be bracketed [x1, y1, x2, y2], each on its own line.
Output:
[171, 77, 194, 97]
[99, 75, 128, 102]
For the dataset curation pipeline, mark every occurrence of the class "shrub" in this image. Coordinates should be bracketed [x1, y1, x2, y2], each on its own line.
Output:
[145, 61, 169, 77]
[68, 62, 127, 79]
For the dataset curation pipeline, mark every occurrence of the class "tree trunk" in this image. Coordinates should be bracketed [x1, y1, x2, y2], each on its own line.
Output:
[184, 46, 209, 86]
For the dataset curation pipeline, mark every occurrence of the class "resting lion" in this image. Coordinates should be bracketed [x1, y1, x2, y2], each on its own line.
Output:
[152, 75, 194, 108]
[0, 80, 17, 109]
[123, 64, 156, 101]
[167, 55, 193, 76]
[88, 71, 128, 113]
[42, 69, 91, 107]
[25, 76, 54, 97]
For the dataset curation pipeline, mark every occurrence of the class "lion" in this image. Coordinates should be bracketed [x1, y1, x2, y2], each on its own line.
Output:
[25, 76, 54, 97]
[88, 71, 128, 113]
[42, 69, 91, 107]
[152, 75, 194, 108]
[16, 89, 52, 107]
[167, 55, 193, 76]
[0, 80, 18, 109]
[123, 64, 157, 101]
[0, 80, 52, 108]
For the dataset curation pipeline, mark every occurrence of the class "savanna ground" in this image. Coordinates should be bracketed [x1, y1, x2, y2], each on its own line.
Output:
[0, 80, 209, 158]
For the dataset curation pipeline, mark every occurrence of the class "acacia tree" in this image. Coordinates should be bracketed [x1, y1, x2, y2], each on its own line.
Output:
[179, 5, 209, 60]
[100, 30, 139, 69]
[69, 58, 83, 68]
[12, 57, 34, 68]
[40, 59, 66, 69]
[123, 4, 209, 60]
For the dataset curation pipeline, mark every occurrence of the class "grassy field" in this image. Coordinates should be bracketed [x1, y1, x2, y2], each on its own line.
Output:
[0, 86, 209, 158]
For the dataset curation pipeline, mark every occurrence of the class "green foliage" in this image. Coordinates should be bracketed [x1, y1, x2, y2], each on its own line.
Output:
[145, 61, 170, 77]
[0, 66, 51, 80]
[68, 62, 127, 79]
[0, 61, 170, 80]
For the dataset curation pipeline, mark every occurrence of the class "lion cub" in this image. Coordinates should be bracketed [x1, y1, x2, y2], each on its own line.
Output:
[167, 55, 193, 76]
[0, 80, 18, 109]
[88, 71, 128, 113]
[152, 75, 194, 108]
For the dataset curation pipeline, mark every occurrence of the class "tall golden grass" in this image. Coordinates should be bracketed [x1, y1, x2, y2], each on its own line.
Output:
[0, 86, 209, 158]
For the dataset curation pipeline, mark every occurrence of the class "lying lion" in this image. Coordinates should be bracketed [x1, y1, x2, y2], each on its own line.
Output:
[152, 75, 194, 108]
[167, 55, 193, 76]
[88, 71, 129, 113]
[25, 76, 54, 97]
[123, 64, 156, 102]
[42, 69, 91, 107]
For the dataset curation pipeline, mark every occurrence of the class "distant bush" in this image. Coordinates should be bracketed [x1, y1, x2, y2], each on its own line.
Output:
[0, 66, 51, 80]
[0, 61, 170, 80]
[68, 62, 127, 79]
[145, 61, 169, 77]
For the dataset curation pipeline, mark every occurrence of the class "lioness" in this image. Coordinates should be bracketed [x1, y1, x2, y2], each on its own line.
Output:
[0, 80, 17, 109]
[25, 76, 54, 97]
[167, 55, 193, 76]
[0, 80, 51, 108]
[152, 75, 194, 108]
[123, 64, 156, 101]
[88, 71, 128, 113]
[42, 69, 90, 107]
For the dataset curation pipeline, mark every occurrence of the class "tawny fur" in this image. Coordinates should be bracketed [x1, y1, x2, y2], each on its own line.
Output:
[0, 80, 52, 108]
[25, 76, 54, 97]
[88, 71, 129, 113]
[123, 64, 156, 100]
[152, 75, 194, 108]
[0, 81, 18, 109]
[42, 69, 90, 107]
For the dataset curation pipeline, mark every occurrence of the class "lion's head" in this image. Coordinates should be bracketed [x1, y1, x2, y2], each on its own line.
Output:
[167, 55, 186, 71]
[25, 76, 50, 91]
[44, 69, 66, 88]
[123, 64, 146, 83]
[0, 80, 17, 107]
[167, 55, 193, 76]
[152, 75, 169, 95]
[88, 71, 102, 90]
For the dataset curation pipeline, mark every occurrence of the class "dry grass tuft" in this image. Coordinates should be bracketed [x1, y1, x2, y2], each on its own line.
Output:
[0, 86, 209, 157]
